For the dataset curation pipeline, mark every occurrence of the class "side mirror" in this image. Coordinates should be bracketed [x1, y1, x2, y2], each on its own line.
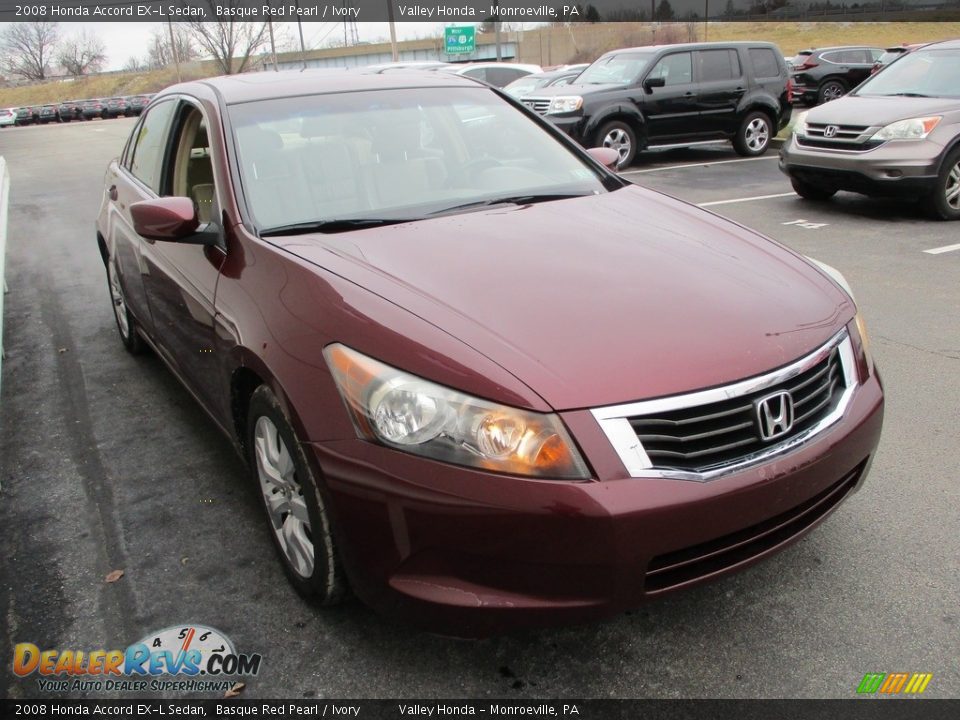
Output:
[643, 77, 666, 93]
[130, 197, 217, 245]
[587, 147, 620, 170]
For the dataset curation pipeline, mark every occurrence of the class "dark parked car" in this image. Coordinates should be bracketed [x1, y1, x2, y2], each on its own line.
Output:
[103, 97, 130, 118]
[97, 69, 883, 634]
[80, 99, 105, 120]
[57, 100, 81, 122]
[782, 40, 960, 220]
[13, 107, 33, 126]
[38, 104, 59, 124]
[502, 65, 589, 99]
[125, 95, 151, 115]
[790, 46, 884, 105]
[523, 42, 792, 168]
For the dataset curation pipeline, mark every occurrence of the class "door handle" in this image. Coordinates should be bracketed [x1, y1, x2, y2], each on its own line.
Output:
[109, 185, 118, 201]
[684, 91, 695, 97]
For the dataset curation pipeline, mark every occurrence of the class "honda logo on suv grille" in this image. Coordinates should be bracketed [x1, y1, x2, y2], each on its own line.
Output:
[823, 125, 839, 138]
[755, 391, 795, 441]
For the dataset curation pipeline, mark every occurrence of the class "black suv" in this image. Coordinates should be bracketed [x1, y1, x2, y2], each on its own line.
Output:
[790, 46, 884, 105]
[523, 42, 791, 168]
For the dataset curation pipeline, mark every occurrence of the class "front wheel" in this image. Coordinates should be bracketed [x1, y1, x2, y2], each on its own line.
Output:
[924, 149, 960, 221]
[246, 386, 348, 604]
[791, 177, 837, 201]
[733, 112, 773, 157]
[107, 257, 144, 354]
[595, 120, 637, 169]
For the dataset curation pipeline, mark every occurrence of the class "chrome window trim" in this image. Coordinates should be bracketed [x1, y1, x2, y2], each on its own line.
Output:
[591, 329, 857, 482]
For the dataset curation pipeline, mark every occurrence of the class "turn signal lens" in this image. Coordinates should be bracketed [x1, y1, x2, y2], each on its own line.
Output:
[324, 344, 590, 480]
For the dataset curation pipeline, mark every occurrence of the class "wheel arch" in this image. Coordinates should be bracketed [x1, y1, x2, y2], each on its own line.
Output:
[583, 105, 645, 146]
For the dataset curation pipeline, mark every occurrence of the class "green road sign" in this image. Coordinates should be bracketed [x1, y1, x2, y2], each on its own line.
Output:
[444, 26, 475, 56]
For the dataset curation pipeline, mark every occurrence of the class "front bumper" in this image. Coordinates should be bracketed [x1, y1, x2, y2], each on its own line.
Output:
[307, 371, 883, 635]
[780, 133, 942, 197]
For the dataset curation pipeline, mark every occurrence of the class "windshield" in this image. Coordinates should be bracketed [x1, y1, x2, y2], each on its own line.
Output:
[229, 87, 609, 232]
[576, 53, 654, 85]
[503, 77, 546, 98]
[854, 48, 960, 98]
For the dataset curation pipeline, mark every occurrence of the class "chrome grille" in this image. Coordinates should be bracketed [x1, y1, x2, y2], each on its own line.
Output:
[796, 136, 884, 152]
[522, 98, 551, 115]
[806, 122, 870, 138]
[628, 346, 846, 473]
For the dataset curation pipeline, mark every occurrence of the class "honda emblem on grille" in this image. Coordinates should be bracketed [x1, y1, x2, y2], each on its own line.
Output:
[755, 391, 795, 441]
[823, 125, 839, 138]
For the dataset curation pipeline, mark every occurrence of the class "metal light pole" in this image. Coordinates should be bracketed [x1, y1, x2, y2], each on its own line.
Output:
[387, 1, 398, 61]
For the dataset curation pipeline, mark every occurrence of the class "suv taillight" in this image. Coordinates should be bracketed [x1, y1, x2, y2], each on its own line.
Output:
[786, 78, 794, 103]
[797, 59, 819, 70]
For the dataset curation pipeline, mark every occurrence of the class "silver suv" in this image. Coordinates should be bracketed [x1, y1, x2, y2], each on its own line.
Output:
[780, 39, 960, 220]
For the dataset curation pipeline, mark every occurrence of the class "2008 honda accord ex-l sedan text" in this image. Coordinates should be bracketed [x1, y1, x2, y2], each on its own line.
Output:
[96, 70, 883, 635]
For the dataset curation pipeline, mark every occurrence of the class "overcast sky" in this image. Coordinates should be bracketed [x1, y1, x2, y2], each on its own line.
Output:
[0, 21, 467, 71]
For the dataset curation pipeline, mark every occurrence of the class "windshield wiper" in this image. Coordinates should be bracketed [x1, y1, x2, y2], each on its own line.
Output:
[889, 92, 932, 98]
[260, 218, 410, 237]
[427, 193, 593, 218]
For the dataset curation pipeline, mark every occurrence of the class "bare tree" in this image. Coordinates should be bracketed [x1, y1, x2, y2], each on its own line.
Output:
[57, 29, 107, 76]
[146, 26, 197, 69]
[125, 56, 146, 72]
[0, 21, 59, 81]
[186, 14, 269, 75]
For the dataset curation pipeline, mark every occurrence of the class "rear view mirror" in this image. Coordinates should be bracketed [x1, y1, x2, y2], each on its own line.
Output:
[643, 77, 666, 93]
[130, 197, 216, 245]
[587, 147, 620, 170]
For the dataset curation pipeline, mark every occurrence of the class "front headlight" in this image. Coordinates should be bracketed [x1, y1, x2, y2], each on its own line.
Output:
[853, 310, 873, 376]
[872, 116, 941, 141]
[547, 96, 583, 114]
[794, 110, 809, 137]
[324, 344, 590, 480]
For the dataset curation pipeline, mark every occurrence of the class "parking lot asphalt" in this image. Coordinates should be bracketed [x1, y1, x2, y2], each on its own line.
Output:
[1, 120, 958, 700]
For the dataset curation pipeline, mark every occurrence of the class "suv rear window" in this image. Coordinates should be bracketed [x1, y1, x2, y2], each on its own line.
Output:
[749, 48, 782, 78]
[791, 52, 813, 67]
[698, 50, 741, 82]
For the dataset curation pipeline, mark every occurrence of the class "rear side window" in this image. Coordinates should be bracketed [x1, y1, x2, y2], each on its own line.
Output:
[749, 48, 782, 78]
[486, 67, 528, 87]
[698, 50, 741, 82]
[460, 67, 487, 82]
[128, 100, 176, 194]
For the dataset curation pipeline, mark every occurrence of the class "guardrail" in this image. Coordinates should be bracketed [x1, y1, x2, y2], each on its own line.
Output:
[0, 156, 9, 397]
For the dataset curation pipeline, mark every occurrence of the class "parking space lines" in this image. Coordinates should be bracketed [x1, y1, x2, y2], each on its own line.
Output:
[623, 155, 780, 175]
[923, 242, 960, 255]
[698, 192, 796, 207]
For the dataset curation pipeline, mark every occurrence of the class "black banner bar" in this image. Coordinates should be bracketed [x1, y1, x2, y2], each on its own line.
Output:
[3, 699, 960, 720]
[1, 0, 960, 23]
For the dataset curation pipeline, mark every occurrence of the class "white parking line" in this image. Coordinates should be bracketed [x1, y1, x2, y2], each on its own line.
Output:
[923, 243, 960, 255]
[623, 156, 780, 175]
[698, 192, 796, 207]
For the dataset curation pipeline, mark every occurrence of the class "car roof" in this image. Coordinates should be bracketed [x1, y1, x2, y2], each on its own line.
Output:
[170, 68, 486, 105]
[803, 45, 883, 52]
[602, 41, 779, 56]
[923, 38, 960, 50]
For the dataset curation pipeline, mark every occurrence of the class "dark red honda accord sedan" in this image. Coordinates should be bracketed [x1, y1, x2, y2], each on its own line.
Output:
[96, 69, 883, 634]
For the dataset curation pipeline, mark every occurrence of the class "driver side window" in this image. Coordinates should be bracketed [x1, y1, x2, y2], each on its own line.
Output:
[168, 106, 217, 224]
[649, 53, 693, 86]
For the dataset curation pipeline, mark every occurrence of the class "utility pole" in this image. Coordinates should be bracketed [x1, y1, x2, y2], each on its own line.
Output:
[267, 16, 278, 70]
[494, 0, 502, 61]
[387, 1, 398, 61]
[295, 0, 307, 69]
[167, 19, 181, 83]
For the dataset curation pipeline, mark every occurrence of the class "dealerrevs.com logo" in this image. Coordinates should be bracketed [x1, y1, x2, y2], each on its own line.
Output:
[13, 625, 262, 694]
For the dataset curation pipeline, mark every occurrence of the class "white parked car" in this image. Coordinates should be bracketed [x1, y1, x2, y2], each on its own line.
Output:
[439, 62, 543, 88]
[0, 108, 16, 128]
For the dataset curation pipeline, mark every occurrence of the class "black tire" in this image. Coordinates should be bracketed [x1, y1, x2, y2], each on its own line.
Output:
[595, 120, 637, 169]
[106, 256, 145, 354]
[246, 385, 348, 604]
[791, 177, 837, 201]
[733, 111, 773, 157]
[923, 148, 960, 221]
[817, 79, 847, 105]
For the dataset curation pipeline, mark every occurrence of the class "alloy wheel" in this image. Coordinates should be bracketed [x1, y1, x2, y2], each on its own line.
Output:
[254, 416, 314, 578]
[822, 83, 844, 102]
[745, 118, 770, 152]
[946, 160, 960, 211]
[109, 261, 130, 339]
[603, 128, 632, 166]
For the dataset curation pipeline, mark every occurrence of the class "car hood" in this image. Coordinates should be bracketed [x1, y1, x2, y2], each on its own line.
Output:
[810, 94, 960, 125]
[530, 82, 625, 97]
[273, 187, 853, 411]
